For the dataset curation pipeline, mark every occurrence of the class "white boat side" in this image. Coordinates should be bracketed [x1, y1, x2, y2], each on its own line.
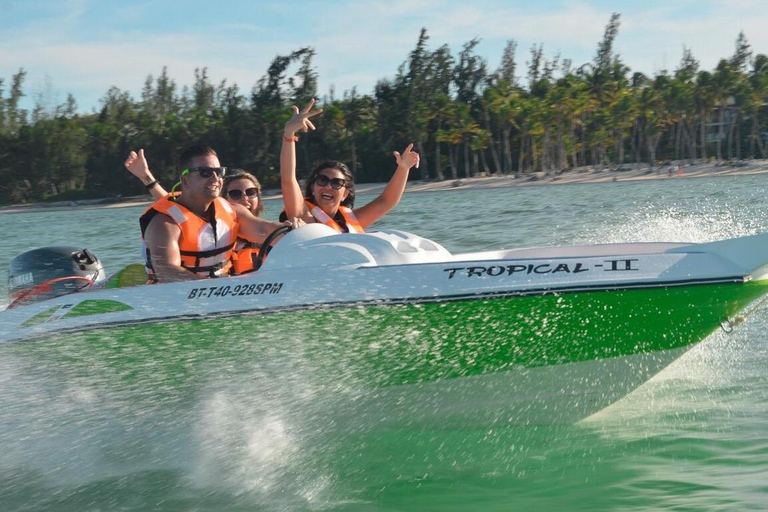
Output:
[1, 225, 768, 344]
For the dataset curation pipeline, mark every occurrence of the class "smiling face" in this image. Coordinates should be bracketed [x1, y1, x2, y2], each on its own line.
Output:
[224, 178, 260, 214]
[311, 168, 350, 215]
[180, 154, 224, 203]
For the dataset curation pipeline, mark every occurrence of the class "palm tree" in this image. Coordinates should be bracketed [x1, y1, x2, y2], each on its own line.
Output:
[695, 71, 717, 160]
[486, 79, 521, 174]
[712, 59, 737, 160]
[637, 76, 673, 167]
[748, 54, 768, 158]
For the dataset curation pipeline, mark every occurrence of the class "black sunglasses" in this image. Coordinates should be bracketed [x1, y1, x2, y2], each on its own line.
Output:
[314, 174, 346, 190]
[227, 187, 259, 200]
[184, 166, 227, 178]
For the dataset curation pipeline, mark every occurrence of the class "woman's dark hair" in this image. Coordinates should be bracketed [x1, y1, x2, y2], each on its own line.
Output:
[303, 160, 355, 208]
[223, 170, 265, 216]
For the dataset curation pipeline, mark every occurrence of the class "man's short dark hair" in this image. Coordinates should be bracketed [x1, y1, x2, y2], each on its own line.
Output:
[178, 145, 218, 171]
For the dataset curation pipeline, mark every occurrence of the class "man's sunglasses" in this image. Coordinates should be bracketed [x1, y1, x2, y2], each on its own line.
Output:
[314, 174, 346, 190]
[183, 166, 227, 178]
[227, 187, 259, 200]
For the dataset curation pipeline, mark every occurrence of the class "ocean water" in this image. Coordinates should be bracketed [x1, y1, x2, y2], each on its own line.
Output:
[1, 176, 767, 511]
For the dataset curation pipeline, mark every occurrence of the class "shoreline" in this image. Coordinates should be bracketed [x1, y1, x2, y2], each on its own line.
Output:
[2, 160, 767, 215]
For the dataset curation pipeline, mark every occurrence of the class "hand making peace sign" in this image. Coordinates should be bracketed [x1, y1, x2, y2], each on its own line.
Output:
[284, 98, 324, 138]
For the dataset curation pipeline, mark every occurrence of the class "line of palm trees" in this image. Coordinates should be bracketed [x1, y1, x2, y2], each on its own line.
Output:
[390, 26, 768, 182]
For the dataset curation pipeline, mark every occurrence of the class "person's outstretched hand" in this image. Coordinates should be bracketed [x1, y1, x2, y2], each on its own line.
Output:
[394, 143, 420, 170]
[284, 98, 323, 137]
[124, 149, 151, 179]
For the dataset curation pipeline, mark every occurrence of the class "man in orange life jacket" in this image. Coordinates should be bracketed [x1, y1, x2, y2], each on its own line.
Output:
[140, 145, 302, 282]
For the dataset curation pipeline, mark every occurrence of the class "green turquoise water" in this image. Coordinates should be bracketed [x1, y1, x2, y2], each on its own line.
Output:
[1, 175, 768, 511]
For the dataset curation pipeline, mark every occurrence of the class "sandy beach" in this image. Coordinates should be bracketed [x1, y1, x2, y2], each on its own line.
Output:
[2, 160, 767, 215]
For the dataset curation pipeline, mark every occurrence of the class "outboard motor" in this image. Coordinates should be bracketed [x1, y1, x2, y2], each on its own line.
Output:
[7, 247, 107, 308]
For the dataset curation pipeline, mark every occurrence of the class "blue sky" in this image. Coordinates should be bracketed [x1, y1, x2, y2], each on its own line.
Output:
[0, 0, 766, 113]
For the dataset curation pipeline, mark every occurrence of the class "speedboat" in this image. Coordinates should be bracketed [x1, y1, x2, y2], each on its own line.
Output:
[2, 224, 768, 425]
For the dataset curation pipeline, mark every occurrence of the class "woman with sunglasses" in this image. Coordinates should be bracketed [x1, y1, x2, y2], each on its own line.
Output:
[125, 150, 271, 274]
[223, 172, 265, 216]
[220, 171, 268, 273]
[280, 99, 420, 233]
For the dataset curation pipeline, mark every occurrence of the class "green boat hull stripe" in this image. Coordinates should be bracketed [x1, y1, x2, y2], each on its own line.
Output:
[20, 306, 61, 327]
[63, 299, 133, 318]
[16, 281, 767, 378]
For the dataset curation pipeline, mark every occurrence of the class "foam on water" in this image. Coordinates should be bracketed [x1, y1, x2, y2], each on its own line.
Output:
[188, 376, 337, 507]
[579, 206, 759, 246]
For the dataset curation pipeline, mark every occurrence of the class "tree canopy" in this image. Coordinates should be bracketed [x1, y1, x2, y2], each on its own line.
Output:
[0, 14, 766, 204]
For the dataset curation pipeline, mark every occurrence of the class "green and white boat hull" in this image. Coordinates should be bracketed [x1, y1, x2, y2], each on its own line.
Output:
[3, 226, 768, 423]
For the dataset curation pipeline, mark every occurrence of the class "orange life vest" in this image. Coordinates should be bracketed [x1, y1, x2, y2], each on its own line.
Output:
[140, 193, 238, 281]
[231, 239, 262, 274]
[305, 200, 364, 233]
